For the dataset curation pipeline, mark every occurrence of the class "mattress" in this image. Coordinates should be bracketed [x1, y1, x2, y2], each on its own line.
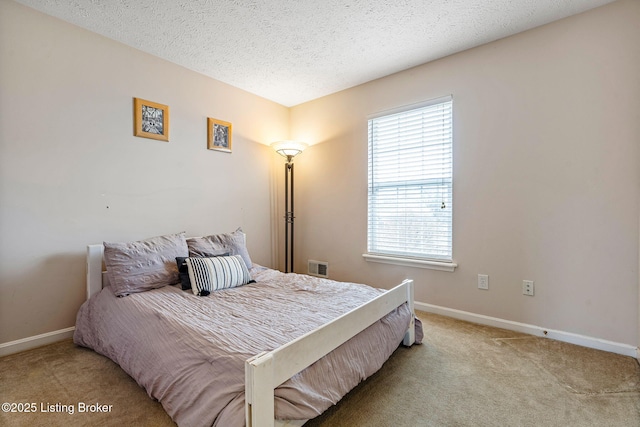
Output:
[74, 265, 422, 426]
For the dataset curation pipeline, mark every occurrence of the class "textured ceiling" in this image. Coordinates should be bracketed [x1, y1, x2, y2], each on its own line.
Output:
[15, 0, 615, 106]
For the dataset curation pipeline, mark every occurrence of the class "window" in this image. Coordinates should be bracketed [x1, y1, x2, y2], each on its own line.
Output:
[366, 96, 454, 269]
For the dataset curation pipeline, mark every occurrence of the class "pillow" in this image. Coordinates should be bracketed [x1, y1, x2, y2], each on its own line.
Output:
[186, 255, 252, 296]
[103, 232, 188, 297]
[187, 227, 252, 268]
[175, 251, 228, 290]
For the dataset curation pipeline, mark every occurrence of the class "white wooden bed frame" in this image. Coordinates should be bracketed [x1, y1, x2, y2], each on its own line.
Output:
[86, 244, 416, 427]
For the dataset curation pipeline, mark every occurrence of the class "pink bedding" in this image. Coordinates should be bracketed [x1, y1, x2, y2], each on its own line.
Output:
[74, 265, 422, 426]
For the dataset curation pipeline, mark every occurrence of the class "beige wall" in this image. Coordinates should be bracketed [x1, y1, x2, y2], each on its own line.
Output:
[290, 0, 640, 345]
[0, 1, 289, 343]
[1, 0, 638, 350]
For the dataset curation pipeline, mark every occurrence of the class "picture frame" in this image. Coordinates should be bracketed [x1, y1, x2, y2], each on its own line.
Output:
[207, 117, 232, 153]
[133, 97, 169, 141]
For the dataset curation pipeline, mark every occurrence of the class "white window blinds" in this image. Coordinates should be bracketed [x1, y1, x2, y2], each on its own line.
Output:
[367, 96, 453, 262]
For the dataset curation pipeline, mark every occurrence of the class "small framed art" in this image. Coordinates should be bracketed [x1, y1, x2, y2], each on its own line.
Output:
[133, 97, 169, 141]
[207, 117, 232, 152]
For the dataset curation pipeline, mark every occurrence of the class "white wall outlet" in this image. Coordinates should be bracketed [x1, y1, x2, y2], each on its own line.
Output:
[478, 274, 489, 290]
[523, 280, 534, 296]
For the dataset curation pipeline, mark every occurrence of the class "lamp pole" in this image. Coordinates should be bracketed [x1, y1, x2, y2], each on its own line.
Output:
[284, 157, 294, 273]
[271, 141, 307, 273]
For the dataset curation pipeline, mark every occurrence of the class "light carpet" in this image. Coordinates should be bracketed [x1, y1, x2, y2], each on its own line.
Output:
[1, 312, 638, 426]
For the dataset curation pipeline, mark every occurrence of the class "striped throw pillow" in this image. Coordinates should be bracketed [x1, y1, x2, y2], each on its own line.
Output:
[186, 255, 252, 296]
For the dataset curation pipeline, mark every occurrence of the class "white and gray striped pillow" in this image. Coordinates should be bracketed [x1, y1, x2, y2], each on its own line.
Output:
[186, 255, 252, 296]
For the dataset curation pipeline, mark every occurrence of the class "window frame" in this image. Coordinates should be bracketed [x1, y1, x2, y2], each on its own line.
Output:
[363, 96, 457, 272]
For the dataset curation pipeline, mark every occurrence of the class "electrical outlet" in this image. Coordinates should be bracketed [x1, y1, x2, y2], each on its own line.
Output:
[523, 280, 534, 296]
[478, 274, 489, 290]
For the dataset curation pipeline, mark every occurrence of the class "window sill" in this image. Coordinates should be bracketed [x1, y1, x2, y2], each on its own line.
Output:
[362, 253, 457, 272]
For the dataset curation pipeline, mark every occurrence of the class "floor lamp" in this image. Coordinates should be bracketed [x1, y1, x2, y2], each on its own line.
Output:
[271, 141, 308, 273]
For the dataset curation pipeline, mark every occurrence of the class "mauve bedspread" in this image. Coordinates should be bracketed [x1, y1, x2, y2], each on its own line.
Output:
[74, 265, 423, 427]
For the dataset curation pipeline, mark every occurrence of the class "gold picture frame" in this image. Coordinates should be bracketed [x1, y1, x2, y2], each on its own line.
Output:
[133, 97, 169, 141]
[207, 117, 232, 152]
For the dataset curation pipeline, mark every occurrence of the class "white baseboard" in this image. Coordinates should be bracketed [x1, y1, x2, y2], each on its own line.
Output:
[2, 309, 638, 361]
[415, 302, 637, 358]
[0, 327, 75, 357]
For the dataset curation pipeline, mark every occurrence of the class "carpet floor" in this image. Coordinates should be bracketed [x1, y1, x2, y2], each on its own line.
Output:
[1, 311, 638, 426]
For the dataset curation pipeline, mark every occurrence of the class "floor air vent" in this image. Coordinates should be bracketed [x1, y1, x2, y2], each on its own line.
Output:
[308, 260, 329, 278]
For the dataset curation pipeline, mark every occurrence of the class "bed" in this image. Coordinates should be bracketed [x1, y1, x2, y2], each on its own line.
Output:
[74, 230, 422, 427]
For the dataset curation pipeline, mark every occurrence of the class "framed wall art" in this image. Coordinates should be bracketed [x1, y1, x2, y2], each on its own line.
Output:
[207, 117, 232, 153]
[133, 97, 169, 141]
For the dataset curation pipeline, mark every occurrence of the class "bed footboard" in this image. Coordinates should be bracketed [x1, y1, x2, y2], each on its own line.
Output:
[245, 279, 415, 427]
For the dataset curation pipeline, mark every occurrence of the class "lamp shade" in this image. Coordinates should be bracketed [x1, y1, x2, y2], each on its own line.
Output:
[271, 140, 308, 159]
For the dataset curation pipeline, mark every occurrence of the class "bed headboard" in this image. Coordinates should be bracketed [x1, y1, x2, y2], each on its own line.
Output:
[86, 244, 109, 300]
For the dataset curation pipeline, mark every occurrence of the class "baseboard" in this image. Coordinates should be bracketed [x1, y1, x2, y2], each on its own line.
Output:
[415, 302, 637, 358]
[0, 327, 75, 357]
[1, 310, 637, 360]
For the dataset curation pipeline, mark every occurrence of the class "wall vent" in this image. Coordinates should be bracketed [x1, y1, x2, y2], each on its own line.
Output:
[308, 260, 329, 278]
